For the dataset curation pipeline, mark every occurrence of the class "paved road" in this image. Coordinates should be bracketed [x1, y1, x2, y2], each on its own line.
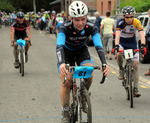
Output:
[0, 27, 150, 123]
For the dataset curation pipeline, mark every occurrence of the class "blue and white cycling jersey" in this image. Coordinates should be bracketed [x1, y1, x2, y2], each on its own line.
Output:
[56, 20, 106, 65]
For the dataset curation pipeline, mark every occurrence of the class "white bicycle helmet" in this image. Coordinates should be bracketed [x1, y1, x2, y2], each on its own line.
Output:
[69, 1, 88, 18]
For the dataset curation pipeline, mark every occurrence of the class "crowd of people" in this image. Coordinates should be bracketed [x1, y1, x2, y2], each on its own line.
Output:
[0, 9, 67, 35]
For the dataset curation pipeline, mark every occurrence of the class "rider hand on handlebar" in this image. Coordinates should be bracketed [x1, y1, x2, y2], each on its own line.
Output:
[11, 42, 14, 47]
[113, 45, 119, 55]
[140, 44, 147, 55]
[60, 63, 68, 78]
[101, 64, 110, 77]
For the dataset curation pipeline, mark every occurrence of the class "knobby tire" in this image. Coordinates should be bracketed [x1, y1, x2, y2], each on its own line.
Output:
[128, 65, 133, 108]
[79, 88, 92, 123]
[21, 49, 24, 76]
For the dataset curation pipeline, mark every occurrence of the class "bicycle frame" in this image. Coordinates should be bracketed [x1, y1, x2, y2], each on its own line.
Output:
[118, 49, 139, 108]
[17, 39, 26, 76]
[69, 68, 92, 123]
[64, 65, 106, 123]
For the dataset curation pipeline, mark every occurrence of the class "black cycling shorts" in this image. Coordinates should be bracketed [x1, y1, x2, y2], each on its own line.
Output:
[58, 45, 93, 73]
[14, 32, 28, 41]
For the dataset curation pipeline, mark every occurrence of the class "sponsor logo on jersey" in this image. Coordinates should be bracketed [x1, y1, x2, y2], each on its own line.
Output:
[80, 29, 85, 35]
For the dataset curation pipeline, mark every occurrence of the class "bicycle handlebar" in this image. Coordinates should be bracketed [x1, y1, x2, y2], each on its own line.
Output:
[115, 49, 139, 59]
[63, 65, 106, 84]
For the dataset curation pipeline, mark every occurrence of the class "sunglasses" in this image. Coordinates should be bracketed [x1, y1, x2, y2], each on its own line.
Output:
[124, 16, 134, 20]
[18, 17, 24, 19]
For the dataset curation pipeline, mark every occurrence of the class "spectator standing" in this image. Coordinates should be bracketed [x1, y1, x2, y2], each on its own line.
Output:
[51, 10, 57, 35]
[48, 15, 53, 34]
[100, 11, 115, 60]
[10, 11, 17, 23]
[145, 9, 150, 76]
[94, 11, 102, 32]
[40, 13, 46, 32]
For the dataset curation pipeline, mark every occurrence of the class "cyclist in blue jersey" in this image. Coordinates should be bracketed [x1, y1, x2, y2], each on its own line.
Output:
[114, 6, 146, 97]
[56, 1, 110, 123]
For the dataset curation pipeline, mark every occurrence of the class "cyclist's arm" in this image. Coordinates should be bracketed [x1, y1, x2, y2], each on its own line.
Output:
[115, 30, 121, 45]
[92, 33, 107, 65]
[56, 32, 67, 77]
[11, 27, 15, 44]
[56, 32, 66, 65]
[100, 24, 104, 36]
[26, 27, 31, 41]
[139, 30, 146, 45]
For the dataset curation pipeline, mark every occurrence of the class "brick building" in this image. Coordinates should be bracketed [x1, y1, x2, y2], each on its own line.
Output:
[97, 0, 115, 16]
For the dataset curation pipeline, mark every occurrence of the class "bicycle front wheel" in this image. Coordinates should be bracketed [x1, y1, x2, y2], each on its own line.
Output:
[21, 49, 24, 77]
[128, 65, 133, 108]
[79, 88, 92, 123]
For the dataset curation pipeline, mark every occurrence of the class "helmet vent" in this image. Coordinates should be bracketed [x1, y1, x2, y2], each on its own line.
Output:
[73, 12, 76, 16]
[77, 9, 80, 14]
[71, 8, 75, 11]
[82, 11, 85, 14]
[76, 3, 79, 7]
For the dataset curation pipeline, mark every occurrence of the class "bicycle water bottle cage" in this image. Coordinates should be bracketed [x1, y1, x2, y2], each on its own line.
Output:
[17, 39, 26, 46]
[73, 66, 94, 79]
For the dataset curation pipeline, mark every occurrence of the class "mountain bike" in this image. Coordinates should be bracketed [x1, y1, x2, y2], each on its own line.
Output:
[117, 49, 139, 108]
[16, 39, 27, 77]
[64, 64, 106, 123]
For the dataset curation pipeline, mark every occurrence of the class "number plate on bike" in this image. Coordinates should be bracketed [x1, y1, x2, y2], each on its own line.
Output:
[73, 66, 94, 79]
[124, 49, 133, 59]
[17, 39, 26, 46]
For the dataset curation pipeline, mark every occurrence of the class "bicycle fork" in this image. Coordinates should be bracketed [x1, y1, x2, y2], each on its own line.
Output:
[18, 46, 25, 63]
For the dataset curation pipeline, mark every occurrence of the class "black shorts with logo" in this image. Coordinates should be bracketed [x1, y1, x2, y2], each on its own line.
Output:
[58, 45, 93, 73]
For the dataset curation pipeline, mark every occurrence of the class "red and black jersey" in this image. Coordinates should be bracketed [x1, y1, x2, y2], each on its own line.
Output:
[11, 20, 29, 34]
[11, 20, 29, 39]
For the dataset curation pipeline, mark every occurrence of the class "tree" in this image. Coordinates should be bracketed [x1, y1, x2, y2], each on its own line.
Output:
[0, 0, 15, 12]
[120, 0, 150, 13]
[9, 0, 55, 12]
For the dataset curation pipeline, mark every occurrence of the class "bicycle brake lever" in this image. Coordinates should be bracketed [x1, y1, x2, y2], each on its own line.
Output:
[100, 65, 106, 84]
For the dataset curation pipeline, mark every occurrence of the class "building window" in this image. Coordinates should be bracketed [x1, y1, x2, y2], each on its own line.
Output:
[101, 2, 103, 15]
[108, 1, 111, 11]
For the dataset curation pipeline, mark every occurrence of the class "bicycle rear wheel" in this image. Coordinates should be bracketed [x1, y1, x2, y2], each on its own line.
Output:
[128, 65, 133, 108]
[79, 88, 92, 123]
[21, 49, 24, 77]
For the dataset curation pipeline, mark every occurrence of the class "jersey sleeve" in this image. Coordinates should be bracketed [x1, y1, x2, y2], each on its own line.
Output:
[92, 33, 107, 64]
[101, 19, 104, 25]
[116, 18, 125, 31]
[133, 18, 143, 32]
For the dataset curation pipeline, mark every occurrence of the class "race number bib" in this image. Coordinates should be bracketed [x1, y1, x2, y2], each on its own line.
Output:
[73, 66, 94, 79]
[124, 49, 133, 59]
[17, 39, 26, 46]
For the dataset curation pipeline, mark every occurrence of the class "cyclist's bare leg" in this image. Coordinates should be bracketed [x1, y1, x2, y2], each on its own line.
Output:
[24, 38, 30, 53]
[116, 51, 124, 79]
[82, 63, 93, 90]
[13, 42, 18, 61]
[132, 61, 139, 88]
[60, 71, 72, 108]
[116, 52, 123, 70]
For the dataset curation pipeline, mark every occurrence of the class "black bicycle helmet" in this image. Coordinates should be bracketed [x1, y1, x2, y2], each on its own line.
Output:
[122, 6, 136, 15]
[16, 12, 25, 18]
